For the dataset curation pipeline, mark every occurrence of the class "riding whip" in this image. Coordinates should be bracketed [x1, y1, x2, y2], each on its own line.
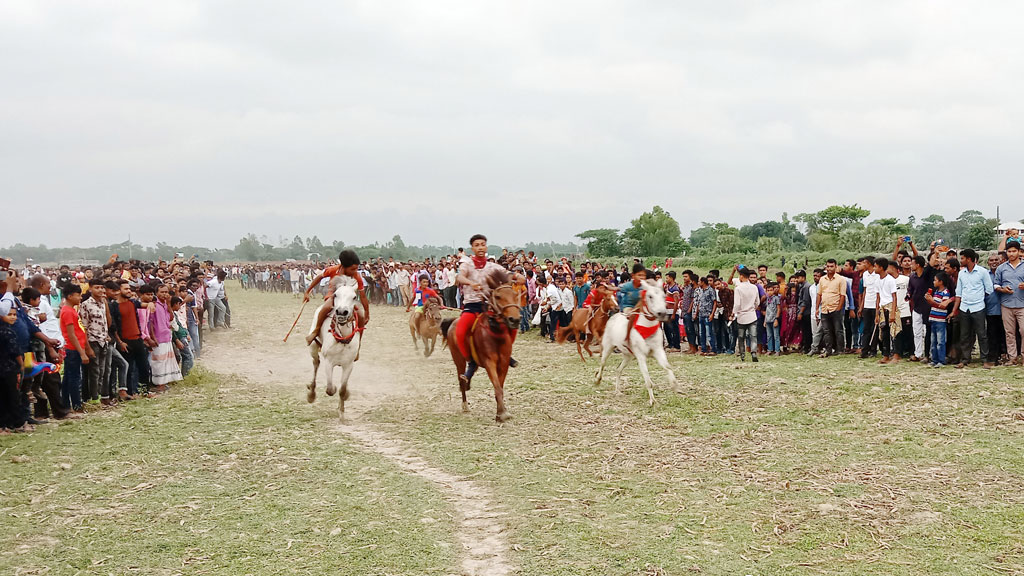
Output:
[283, 299, 309, 342]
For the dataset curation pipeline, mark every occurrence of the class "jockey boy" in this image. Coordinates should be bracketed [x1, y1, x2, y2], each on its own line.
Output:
[304, 250, 370, 346]
[617, 263, 647, 337]
[406, 274, 441, 313]
[455, 234, 522, 386]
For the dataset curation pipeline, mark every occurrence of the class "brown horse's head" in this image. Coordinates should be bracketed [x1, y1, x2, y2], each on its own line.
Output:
[486, 269, 521, 329]
[424, 298, 442, 323]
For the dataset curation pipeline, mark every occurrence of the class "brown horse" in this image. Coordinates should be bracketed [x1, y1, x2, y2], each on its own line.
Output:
[440, 270, 521, 422]
[556, 286, 618, 361]
[409, 298, 443, 357]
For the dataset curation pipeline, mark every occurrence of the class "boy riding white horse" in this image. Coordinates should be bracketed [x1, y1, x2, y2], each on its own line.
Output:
[596, 275, 680, 406]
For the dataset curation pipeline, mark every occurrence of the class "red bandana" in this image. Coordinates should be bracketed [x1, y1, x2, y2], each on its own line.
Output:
[472, 256, 487, 270]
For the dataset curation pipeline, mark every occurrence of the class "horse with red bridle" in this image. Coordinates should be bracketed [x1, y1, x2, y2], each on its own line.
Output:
[440, 269, 522, 422]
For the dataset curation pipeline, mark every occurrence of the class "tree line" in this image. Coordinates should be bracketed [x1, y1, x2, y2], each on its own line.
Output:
[576, 205, 1006, 258]
[2, 234, 584, 266]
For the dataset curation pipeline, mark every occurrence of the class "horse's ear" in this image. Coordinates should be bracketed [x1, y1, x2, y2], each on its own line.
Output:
[486, 273, 500, 289]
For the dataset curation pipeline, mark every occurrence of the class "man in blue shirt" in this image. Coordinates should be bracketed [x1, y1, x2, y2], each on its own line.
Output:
[951, 249, 995, 368]
[995, 241, 1024, 364]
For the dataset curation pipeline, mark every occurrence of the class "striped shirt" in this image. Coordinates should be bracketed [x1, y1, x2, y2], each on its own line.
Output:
[929, 289, 952, 321]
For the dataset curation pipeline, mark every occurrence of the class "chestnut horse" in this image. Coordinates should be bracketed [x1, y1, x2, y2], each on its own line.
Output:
[555, 285, 618, 361]
[440, 270, 521, 422]
[409, 298, 443, 357]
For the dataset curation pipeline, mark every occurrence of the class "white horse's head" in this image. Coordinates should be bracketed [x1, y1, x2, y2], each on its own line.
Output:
[640, 279, 672, 322]
[332, 284, 358, 324]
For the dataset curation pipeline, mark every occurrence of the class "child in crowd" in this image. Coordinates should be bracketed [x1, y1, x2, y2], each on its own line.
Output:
[765, 282, 782, 356]
[0, 299, 27, 433]
[925, 272, 953, 367]
[170, 296, 193, 377]
[60, 284, 90, 412]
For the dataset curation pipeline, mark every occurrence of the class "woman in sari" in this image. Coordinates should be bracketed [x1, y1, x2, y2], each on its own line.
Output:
[149, 283, 183, 390]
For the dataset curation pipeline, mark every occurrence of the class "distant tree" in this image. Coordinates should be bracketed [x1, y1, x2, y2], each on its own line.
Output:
[689, 222, 740, 249]
[623, 206, 683, 256]
[715, 234, 747, 254]
[796, 204, 871, 236]
[234, 233, 264, 261]
[965, 221, 997, 250]
[740, 214, 806, 249]
[807, 231, 837, 252]
[576, 228, 622, 257]
[755, 236, 782, 254]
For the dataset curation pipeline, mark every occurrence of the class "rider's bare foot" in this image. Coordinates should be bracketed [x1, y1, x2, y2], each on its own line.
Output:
[305, 332, 316, 346]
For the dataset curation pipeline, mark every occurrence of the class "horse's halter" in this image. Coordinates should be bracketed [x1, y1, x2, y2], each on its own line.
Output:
[488, 284, 522, 324]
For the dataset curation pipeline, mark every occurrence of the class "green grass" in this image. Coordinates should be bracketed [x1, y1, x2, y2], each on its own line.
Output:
[6, 287, 1023, 576]
[0, 368, 456, 575]
[363, 309, 1024, 575]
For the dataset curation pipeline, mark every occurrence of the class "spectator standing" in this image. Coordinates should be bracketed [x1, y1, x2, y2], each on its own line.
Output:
[890, 260, 912, 361]
[907, 255, 933, 362]
[764, 282, 781, 356]
[59, 284, 90, 412]
[859, 257, 880, 357]
[994, 241, 1024, 365]
[816, 259, 846, 357]
[732, 269, 759, 361]
[986, 252, 1007, 364]
[0, 299, 28, 433]
[79, 280, 112, 405]
[874, 258, 898, 364]
[694, 276, 718, 356]
[679, 272, 697, 354]
[951, 249, 994, 369]
[925, 272, 953, 366]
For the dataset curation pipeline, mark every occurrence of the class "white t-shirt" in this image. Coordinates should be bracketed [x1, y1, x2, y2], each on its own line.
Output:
[862, 271, 880, 310]
[733, 282, 760, 325]
[895, 274, 911, 317]
[877, 275, 897, 308]
[544, 284, 562, 311]
[561, 287, 575, 313]
[205, 278, 222, 300]
[38, 298, 64, 345]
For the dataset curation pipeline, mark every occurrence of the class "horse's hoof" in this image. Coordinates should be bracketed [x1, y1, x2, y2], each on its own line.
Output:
[306, 389, 316, 403]
[461, 401, 470, 413]
[326, 386, 336, 397]
[495, 411, 512, 423]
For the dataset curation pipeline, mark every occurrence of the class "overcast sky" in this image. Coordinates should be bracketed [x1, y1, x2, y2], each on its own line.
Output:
[3, 1, 1022, 249]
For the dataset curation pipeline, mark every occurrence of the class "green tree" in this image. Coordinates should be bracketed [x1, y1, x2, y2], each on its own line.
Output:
[915, 214, 946, 244]
[715, 234, 749, 254]
[234, 233, 264, 261]
[623, 206, 683, 256]
[965, 222, 996, 250]
[755, 236, 782, 254]
[807, 231, 837, 252]
[576, 229, 622, 257]
[688, 222, 740, 249]
[796, 204, 871, 235]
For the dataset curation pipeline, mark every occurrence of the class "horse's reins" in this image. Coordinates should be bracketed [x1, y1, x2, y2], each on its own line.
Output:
[488, 284, 522, 318]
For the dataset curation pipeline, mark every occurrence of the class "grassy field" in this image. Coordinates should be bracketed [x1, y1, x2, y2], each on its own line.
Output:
[3, 288, 1023, 575]
[0, 368, 456, 575]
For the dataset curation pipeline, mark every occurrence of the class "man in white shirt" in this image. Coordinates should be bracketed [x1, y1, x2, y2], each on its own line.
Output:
[540, 276, 562, 343]
[891, 261, 912, 361]
[560, 276, 576, 334]
[396, 266, 412, 307]
[875, 258, 898, 364]
[858, 256, 881, 358]
[732, 269, 761, 362]
[205, 273, 225, 330]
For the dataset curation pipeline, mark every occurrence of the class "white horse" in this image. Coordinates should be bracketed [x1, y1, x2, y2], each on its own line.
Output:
[307, 284, 361, 418]
[594, 279, 680, 406]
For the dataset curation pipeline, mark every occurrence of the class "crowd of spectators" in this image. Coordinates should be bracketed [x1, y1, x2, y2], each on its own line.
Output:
[1, 256, 233, 433]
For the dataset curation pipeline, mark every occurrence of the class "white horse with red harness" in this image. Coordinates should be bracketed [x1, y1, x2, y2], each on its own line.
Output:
[307, 283, 362, 418]
[594, 279, 680, 406]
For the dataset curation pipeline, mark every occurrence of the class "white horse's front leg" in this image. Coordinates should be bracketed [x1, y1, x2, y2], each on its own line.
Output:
[595, 340, 613, 386]
[337, 362, 354, 419]
[630, 340, 655, 403]
[325, 363, 336, 397]
[650, 337, 679, 392]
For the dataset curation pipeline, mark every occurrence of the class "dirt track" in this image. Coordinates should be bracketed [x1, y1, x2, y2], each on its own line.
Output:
[201, 293, 513, 576]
